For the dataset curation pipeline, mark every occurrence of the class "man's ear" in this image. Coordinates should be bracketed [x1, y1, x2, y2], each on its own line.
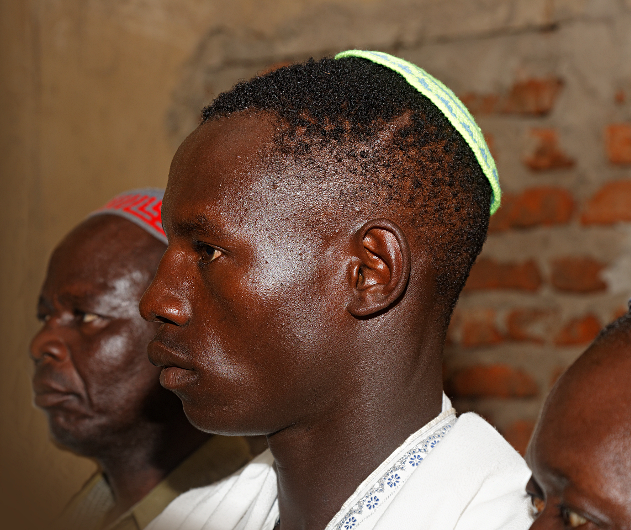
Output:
[347, 218, 411, 317]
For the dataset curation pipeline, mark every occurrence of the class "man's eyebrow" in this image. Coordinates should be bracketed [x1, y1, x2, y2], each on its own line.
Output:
[56, 281, 110, 306]
[37, 296, 53, 311]
[37, 287, 100, 312]
[173, 214, 225, 238]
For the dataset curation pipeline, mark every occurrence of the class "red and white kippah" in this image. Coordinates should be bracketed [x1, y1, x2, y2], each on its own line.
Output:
[88, 188, 167, 244]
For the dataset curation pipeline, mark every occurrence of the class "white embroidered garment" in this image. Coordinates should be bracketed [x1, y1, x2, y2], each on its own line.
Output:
[326, 400, 456, 530]
[148, 395, 532, 530]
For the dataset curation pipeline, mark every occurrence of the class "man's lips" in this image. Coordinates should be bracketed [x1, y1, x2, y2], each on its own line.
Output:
[33, 391, 77, 409]
[147, 339, 193, 370]
[159, 366, 198, 390]
[32, 375, 81, 408]
[147, 340, 197, 390]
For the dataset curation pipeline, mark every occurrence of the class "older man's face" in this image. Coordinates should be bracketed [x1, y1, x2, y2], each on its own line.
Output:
[30, 215, 168, 455]
[526, 337, 631, 530]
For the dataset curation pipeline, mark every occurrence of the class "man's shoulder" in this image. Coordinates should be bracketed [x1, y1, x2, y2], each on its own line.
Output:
[55, 471, 113, 530]
[449, 412, 529, 467]
[146, 450, 277, 530]
[131, 435, 254, 529]
[381, 412, 532, 530]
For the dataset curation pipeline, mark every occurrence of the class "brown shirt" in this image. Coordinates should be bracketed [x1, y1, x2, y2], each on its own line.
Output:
[55, 436, 252, 530]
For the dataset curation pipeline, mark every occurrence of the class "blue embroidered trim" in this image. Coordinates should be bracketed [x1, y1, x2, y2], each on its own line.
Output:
[332, 417, 456, 530]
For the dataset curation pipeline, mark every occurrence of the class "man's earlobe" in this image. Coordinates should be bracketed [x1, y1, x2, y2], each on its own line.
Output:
[347, 219, 411, 317]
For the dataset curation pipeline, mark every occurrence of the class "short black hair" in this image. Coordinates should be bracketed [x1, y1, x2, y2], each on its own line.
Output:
[201, 56, 491, 320]
[594, 311, 631, 345]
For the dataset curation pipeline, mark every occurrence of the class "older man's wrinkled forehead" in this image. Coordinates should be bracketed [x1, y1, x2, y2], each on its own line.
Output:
[50, 214, 166, 288]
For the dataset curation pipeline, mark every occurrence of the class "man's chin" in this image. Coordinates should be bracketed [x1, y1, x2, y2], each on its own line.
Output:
[182, 404, 273, 437]
[47, 416, 105, 457]
[180, 403, 225, 434]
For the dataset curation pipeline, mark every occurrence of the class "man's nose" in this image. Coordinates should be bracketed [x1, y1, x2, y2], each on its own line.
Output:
[29, 321, 71, 365]
[139, 247, 191, 327]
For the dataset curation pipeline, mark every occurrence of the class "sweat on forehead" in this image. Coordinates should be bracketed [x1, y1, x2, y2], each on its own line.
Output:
[197, 56, 492, 310]
[566, 311, 631, 382]
[540, 312, 631, 432]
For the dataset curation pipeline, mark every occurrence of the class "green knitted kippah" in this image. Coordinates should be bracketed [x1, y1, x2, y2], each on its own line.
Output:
[335, 50, 501, 215]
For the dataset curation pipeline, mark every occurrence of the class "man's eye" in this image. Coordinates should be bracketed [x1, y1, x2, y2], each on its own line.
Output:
[82, 313, 99, 323]
[528, 494, 545, 517]
[80, 312, 100, 324]
[195, 242, 222, 263]
[36, 313, 51, 323]
[562, 507, 588, 528]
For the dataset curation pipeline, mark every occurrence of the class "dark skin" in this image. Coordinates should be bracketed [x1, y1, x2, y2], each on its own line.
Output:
[31, 215, 211, 525]
[139, 111, 445, 530]
[526, 330, 631, 530]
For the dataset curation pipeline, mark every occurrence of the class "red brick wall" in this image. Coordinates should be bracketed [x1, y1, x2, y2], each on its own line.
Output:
[443, 66, 631, 454]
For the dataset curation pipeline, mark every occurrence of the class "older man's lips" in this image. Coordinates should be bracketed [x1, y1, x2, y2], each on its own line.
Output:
[34, 391, 76, 408]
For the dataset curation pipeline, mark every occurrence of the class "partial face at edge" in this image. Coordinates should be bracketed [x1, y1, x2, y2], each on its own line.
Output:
[140, 112, 362, 436]
[30, 215, 170, 454]
[526, 340, 631, 530]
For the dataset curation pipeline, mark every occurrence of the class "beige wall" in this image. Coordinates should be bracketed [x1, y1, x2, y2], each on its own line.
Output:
[4, 0, 631, 527]
[1, 1, 241, 526]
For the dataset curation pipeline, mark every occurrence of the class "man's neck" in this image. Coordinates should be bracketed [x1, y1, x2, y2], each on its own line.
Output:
[269, 364, 443, 530]
[97, 419, 211, 526]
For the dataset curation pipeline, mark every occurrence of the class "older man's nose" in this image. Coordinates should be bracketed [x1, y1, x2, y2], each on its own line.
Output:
[139, 248, 191, 327]
[29, 323, 70, 365]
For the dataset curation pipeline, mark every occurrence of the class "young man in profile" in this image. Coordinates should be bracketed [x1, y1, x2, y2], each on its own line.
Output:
[31, 190, 253, 530]
[140, 52, 532, 529]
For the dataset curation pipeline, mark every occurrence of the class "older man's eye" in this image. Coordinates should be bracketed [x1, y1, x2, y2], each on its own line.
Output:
[81, 312, 100, 324]
[562, 507, 588, 528]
